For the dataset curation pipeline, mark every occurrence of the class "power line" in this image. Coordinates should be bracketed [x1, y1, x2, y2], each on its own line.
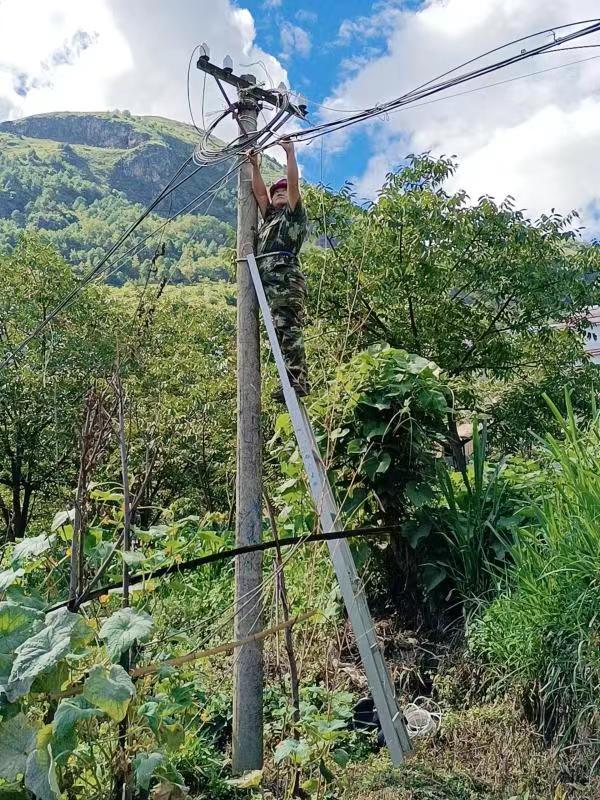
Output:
[100, 161, 240, 287]
[384, 52, 600, 118]
[47, 524, 401, 611]
[263, 19, 600, 148]
[297, 45, 600, 116]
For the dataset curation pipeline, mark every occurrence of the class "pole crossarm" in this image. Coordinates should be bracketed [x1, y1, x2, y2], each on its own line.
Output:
[196, 55, 307, 118]
[243, 252, 413, 763]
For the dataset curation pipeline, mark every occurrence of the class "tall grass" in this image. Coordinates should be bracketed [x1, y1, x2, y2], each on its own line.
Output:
[469, 394, 600, 741]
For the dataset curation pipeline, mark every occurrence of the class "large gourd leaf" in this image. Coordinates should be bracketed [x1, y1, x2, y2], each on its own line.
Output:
[24, 725, 59, 800]
[11, 536, 54, 565]
[134, 752, 164, 791]
[0, 602, 44, 654]
[82, 664, 135, 722]
[0, 713, 37, 781]
[52, 697, 103, 765]
[0, 570, 24, 592]
[7, 608, 92, 702]
[99, 607, 153, 661]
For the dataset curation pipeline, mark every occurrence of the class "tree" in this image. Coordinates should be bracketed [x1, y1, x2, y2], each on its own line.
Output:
[302, 155, 600, 457]
[113, 282, 237, 524]
[0, 234, 116, 539]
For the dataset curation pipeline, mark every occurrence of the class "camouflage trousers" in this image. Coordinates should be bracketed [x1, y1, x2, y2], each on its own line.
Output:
[258, 255, 310, 394]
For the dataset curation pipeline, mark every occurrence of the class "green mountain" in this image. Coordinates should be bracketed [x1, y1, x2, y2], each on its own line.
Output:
[0, 111, 281, 284]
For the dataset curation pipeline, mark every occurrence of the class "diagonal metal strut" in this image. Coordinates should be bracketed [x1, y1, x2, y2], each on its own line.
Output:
[244, 252, 412, 764]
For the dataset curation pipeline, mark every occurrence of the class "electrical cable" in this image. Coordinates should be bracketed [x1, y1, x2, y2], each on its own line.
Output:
[187, 45, 204, 136]
[187, 19, 600, 164]
[47, 524, 401, 611]
[267, 19, 600, 148]
[383, 52, 600, 119]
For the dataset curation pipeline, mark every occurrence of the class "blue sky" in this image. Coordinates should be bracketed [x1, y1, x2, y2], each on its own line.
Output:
[1, 0, 600, 230]
[243, 0, 409, 189]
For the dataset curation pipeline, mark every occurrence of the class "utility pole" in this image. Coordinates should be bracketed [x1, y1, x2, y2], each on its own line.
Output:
[196, 48, 411, 769]
[232, 76, 263, 773]
[196, 50, 306, 773]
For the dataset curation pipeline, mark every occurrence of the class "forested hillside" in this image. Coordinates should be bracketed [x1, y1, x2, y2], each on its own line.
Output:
[1, 138, 600, 799]
[0, 112, 280, 284]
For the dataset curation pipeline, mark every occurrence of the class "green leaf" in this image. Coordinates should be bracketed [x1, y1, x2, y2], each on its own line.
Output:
[332, 748, 350, 768]
[0, 785, 29, 799]
[30, 661, 69, 695]
[50, 510, 74, 532]
[330, 427, 350, 440]
[52, 697, 103, 765]
[311, 718, 348, 741]
[406, 482, 435, 508]
[226, 770, 263, 788]
[274, 738, 311, 765]
[0, 602, 44, 654]
[422, 564, 447, 592]
[0, 653, 14, 694]
[11, 535, 54, 565]
[319, 758, 335, 783]
[375, 451, 392, 474]
[4, 589, 45, 610]
[7, 608, 92, 702]
[403, 519, 432, 549]
[0, 713, 37, 781]
[99, 607, 153, 661]
[82, 664, 135, 722]
[120, 550, 147, 567]
[0, 570, 24, 592]
[364, 421, 388, 441]
[134, 751, 164, 791]
[346, 438, 366, 454]
[24, 726, 59, 800]
[160, 721, 185, 751]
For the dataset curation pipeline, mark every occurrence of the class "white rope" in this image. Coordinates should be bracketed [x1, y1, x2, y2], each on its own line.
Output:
[403, 696, 442, 738]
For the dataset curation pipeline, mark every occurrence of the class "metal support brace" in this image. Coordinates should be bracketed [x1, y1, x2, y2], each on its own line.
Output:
[244, 253, 412, 763]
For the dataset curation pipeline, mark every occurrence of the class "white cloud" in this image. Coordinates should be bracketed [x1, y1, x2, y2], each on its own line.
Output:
[0, 0, 132, 118]
[325, 0, 600, 229]
[296, 9, 318, 24]
[0, 0, 289, 145]
[280, 22, 312, 60]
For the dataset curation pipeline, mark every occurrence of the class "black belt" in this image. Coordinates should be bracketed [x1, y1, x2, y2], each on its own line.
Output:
[255, 250, 297, 260]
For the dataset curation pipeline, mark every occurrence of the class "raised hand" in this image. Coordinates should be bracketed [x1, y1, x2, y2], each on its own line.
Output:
[280, 138, 294, 156]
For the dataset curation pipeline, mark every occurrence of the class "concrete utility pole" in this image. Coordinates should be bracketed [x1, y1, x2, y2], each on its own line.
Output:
[232, 77, 263, 773]
[196, 49, 412, 769]
[194, 52, 307, 771]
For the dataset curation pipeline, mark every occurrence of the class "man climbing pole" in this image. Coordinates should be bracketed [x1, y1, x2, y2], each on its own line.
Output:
[249, 138, 310, 402]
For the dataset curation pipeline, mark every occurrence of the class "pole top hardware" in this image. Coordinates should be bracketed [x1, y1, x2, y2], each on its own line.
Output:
[196, 46, 307, 119]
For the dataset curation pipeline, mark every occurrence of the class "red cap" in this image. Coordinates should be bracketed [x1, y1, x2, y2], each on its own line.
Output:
[270, 177, 288, 196]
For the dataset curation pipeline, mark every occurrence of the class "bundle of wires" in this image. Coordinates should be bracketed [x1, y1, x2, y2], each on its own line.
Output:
[194, 18, 600, 157]
[193, 88, 297, 166]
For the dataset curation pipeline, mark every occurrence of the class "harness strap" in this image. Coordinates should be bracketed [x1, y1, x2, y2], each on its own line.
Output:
[255, 250, 296, 260]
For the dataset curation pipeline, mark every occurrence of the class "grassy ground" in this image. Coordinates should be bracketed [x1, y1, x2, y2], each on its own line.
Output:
[341, 700, 600, 800]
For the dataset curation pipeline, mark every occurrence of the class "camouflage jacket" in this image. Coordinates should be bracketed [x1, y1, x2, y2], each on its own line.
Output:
[256, 199, 308, 259]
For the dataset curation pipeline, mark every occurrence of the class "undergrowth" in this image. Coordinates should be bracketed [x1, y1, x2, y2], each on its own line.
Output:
[469, 395, 600, 747]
